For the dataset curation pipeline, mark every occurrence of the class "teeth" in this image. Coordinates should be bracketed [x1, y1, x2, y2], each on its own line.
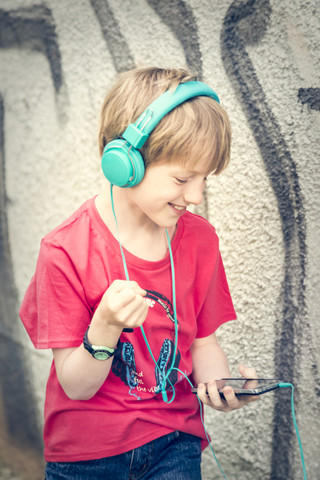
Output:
[173, 205, 185, 210]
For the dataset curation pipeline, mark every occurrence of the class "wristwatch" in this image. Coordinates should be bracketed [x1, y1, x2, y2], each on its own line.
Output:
[83, 326, 116, 360]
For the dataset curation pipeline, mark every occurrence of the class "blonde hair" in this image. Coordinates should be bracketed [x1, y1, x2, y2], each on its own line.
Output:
[99, 67, 231, 175]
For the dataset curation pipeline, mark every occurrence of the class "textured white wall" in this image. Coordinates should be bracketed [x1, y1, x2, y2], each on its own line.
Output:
[0, 1, 319, 479]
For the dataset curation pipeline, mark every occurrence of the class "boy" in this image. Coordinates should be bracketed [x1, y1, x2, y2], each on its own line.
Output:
[20, 67, 257, 480]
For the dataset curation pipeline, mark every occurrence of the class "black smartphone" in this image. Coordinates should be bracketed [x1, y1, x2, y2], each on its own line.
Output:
[191, 378, 283, 396]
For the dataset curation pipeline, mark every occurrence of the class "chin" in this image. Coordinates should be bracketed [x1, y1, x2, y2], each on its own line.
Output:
[161, 219, 179, 230]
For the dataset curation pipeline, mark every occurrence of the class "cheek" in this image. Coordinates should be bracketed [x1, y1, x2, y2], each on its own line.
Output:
[137, 180, 167, 201]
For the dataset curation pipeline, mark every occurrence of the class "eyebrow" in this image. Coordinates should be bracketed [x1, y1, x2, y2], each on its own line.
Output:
[173, 167, 212, 177]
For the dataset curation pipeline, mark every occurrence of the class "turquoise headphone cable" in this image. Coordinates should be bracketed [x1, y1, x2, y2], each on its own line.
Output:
[173, 367, 228, 479]
[110, 185, 130, 281]
[279, 383, 307, 479]
[110, 184, 179, 402]
[109, 185, 307, 479]
[110, 184, 227, 475]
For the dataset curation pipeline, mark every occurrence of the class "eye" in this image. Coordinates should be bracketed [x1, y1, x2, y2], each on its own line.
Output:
[174, 177, 188, 184]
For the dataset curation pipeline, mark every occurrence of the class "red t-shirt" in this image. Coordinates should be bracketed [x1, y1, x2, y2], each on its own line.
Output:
[20, 197, 236, 462]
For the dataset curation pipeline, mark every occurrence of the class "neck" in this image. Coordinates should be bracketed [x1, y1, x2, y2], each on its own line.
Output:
[95, 186, 176, 261]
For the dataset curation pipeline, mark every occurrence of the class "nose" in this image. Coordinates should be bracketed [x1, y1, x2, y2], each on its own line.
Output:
[183, 181, 205, 206]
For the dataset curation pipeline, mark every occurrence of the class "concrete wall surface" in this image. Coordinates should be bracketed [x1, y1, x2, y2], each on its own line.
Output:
[0, 0, 319, 479]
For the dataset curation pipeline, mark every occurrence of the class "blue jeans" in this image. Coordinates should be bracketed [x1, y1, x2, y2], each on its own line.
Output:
[45, 431, 201, 480]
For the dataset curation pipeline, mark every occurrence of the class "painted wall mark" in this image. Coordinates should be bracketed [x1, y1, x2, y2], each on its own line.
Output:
[0, 3, 63, 470]
[0, 6, 63, 92]
[298, 87, 320, 111]
[221, 0, 319, 477]
[0, 94, 43, 461]
[146, 0, 203, 78]
[90, 0, 135, 73]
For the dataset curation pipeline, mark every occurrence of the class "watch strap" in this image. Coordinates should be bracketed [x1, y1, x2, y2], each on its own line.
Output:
[83, 326, 116, 360]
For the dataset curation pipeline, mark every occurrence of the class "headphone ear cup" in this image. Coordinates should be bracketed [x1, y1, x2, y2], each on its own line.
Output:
[101, 139, 145, 187]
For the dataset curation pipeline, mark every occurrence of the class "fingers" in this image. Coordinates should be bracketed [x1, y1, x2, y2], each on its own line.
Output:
[238, 364, 257, 378]
[109, 280, 146, 297]
[197, 382, 259, 412]
[197, 366, 261, 412]
[197, 381, 240, 412]
[109, 286, 148, 326]
[235, 366, 260, 406]
[238, 365, 259, 390]
[97, 280, 149, 330]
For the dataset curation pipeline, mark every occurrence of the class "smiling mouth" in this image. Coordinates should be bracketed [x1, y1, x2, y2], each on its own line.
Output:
[169, 203, 186, 211]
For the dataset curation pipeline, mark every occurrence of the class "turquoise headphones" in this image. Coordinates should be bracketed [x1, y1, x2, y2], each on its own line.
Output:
[101, 81, 220, 187]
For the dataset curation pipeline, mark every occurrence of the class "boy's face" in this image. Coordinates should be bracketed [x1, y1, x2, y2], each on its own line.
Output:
[127, 157, 211, 229]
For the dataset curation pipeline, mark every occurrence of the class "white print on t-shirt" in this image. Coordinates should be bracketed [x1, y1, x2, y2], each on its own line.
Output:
[144, 298, 155, 308]
[132, 369, 187, 395]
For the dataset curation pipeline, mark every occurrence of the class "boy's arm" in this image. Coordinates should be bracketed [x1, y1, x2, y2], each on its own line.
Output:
[191, 333, 258, 411]
[52, 317, 122, 401]
[53, 280, 148, 401]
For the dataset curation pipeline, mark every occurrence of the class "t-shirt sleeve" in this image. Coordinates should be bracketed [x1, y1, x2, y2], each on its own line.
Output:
[19, 239, 92, 349]
[196, 250, 236, 339]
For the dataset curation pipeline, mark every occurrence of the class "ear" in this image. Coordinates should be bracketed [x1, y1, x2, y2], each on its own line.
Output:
[101, 139, 145, 187]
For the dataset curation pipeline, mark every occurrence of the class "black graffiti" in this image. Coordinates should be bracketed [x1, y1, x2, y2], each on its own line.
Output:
[0, 4, 64, 465]
[221, 1, 319, 478]
[90, 0, 135, 73]
[147, 0, 203, 78]
[0, 6, 63, 92]
[298, 87, 320, 111]
[0, 95, 43, 455]
[90, 0, 203, 78]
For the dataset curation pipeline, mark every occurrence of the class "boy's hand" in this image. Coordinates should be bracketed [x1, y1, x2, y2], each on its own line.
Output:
[96, 280, 148, 332]
[196, 365, 259, 412]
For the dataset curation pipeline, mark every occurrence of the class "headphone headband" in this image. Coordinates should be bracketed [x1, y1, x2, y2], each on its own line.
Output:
[122, 81, 220, 149]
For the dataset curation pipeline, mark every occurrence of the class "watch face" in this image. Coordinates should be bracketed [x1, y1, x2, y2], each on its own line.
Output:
[83, 327, 116, 360]
[93, 350, 111, 360]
